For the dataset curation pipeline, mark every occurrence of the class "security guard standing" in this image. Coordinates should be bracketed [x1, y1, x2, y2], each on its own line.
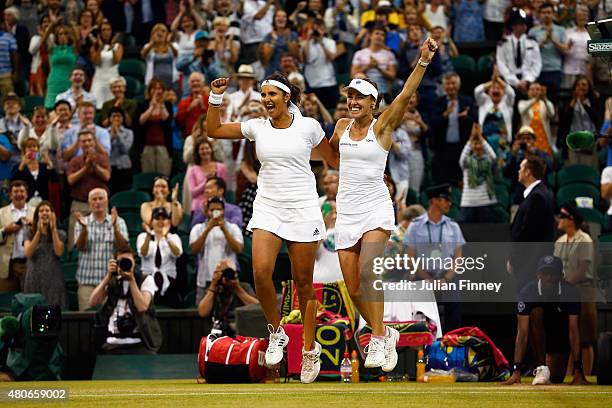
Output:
[404, 184, 466, 331]
[496, 8, 542, 96]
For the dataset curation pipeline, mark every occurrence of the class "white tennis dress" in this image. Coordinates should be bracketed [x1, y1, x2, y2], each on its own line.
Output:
[335, 119, 395, 249]
[241, 115, 326, 242]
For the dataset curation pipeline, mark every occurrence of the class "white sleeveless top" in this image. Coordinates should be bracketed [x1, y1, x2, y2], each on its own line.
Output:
[241, 115, 324, 208]
[336, 119, 392, 215]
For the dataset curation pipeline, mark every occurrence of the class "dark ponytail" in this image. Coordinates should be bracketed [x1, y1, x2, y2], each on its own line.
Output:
[264, 72, 301, 106]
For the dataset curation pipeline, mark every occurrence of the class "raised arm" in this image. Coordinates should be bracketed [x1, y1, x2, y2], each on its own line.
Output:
[206, 78, 245, 140]
[375, 38, 438, 142]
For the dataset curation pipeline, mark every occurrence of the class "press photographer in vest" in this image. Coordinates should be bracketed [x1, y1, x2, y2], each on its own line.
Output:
[89, 247, 162, 354]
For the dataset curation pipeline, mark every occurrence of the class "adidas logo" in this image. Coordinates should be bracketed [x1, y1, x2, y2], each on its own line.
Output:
[313, 228, 320, 236]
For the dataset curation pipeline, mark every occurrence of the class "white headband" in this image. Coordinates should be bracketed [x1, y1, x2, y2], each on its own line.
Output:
[344, 78, 379, 101]
[261, 79, 303, 117]
[261, 79, 291, 95]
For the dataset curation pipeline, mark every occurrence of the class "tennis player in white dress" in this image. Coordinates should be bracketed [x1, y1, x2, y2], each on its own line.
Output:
[206, 72, 339, 383]
[330, 38, 438, 372]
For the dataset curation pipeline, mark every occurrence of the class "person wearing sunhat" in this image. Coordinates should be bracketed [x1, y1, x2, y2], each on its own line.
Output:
[0, 93, 29, 172]
[554, 203, 597, 376]
[502, 255, 588, 386]
[495, 8, 541, 95]
[405, 183, 466, 332]
[227, 64, 261, 121]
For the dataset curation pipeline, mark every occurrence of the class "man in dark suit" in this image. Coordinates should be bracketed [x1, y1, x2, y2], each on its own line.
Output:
[508, 155, 555, 290]
[430, 72, 476, 185]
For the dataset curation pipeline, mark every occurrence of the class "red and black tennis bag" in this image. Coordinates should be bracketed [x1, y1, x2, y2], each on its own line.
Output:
[197, 335, 268, 383]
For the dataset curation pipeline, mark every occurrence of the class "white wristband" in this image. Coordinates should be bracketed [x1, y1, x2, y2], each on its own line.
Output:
[208, 92, 224, 106]
[418, 58, 430, 68]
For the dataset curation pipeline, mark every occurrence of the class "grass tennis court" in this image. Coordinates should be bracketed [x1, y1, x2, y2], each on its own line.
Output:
[1, 379, 611, 408]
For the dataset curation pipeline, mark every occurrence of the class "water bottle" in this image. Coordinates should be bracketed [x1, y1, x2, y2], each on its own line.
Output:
[340, 352, 351, 383]
[351, 350, 360, 383]
[416, 348, 426, 382]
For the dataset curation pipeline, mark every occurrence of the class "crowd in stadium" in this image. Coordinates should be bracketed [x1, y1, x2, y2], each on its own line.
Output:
[0, 0, 611, 367]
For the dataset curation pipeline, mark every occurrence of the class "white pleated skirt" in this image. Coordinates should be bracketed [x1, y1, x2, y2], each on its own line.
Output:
[247, 199, 326, 242]
[335, 205, 395, 250]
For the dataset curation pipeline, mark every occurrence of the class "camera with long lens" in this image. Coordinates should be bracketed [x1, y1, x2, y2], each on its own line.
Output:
[222, 267, 236, 281]
[118, 258, 133, 273]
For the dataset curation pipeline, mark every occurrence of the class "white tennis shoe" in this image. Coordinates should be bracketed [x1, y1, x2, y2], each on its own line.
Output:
[381, 327, 400, 372]
[300, 341, 322, 384]
[364, 335, 386, 368]
[265, 324, 289, 367]
[532, 365, 551, 385]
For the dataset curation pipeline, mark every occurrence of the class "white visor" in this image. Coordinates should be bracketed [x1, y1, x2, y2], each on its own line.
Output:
[344, 78, 379, 101]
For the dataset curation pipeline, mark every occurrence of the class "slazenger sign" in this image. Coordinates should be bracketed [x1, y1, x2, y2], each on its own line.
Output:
[587, 40, 612, 54]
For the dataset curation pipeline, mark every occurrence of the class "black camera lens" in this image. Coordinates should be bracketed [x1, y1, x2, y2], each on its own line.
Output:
[222, 268, 236, 280]
[118, 258, 133, 272]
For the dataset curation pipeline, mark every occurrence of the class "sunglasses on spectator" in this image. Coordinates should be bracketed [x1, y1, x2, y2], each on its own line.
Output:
[559, 212, 571, 219]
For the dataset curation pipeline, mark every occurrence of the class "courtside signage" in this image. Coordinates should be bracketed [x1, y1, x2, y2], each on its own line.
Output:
[587, 39, 612, 55]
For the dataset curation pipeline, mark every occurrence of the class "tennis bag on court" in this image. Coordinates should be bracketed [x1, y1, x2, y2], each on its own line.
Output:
[427, 327, 510, 382]
[197, 334, 268, 383]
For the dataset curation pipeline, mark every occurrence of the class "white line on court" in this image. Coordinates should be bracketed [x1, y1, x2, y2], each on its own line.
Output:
[69, 390, 612, 398]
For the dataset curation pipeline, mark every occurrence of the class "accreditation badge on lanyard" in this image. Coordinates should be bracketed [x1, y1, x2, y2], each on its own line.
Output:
[427, 222, 444, 260]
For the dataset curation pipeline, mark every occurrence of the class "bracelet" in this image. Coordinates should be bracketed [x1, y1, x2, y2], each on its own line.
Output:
[208, 92, 224, 106]
[573, 360, 583, 372]
[512, 362, 522, 373]
[418, 58, 430, 68]
[208, 288, 218, 295]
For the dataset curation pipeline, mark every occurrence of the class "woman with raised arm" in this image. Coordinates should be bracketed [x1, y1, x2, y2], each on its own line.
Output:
[330, 38, 438, 373]
[206, 72, 338, 384]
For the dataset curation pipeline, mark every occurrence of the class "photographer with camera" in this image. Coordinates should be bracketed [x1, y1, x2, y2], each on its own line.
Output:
[190, 197, 243, 304]
[89, 247, 162, 354]
[0, 180, 34, 292]
[197, 259, 258, 336]
[176, 31, 216, 94]
[302, 18, 338, 111]
[503, 126, 553, 208]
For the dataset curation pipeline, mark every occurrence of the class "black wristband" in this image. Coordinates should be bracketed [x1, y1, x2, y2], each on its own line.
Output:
[573, 360, 583, 372]
[512, 362, 522, 373]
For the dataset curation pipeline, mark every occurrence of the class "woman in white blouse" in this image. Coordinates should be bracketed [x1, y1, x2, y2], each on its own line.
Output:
[562, 6, 591, 89]
[137, 206, 183, 308]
